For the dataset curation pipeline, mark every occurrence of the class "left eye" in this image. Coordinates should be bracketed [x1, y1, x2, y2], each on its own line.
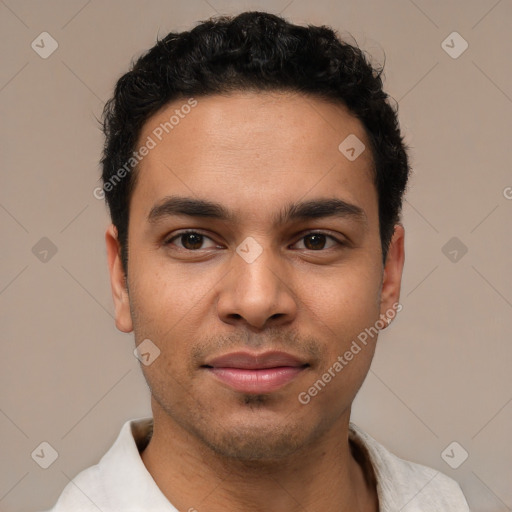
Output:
[292, 233, 340, 250]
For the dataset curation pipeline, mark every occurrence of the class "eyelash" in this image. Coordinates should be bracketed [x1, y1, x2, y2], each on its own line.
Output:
[164, 230, 345, 251]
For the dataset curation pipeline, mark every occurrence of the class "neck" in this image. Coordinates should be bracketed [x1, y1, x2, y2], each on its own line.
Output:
[140, 405, 378, 512]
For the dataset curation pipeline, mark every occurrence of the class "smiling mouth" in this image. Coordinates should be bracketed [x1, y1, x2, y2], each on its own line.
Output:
[201, 351, 310, 394]
[203, 366, 309, 393]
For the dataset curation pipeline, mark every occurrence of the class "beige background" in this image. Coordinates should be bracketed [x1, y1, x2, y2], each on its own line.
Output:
[1, 1, 511, 510]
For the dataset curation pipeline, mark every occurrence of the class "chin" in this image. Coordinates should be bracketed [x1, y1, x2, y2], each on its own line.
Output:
[204, 426, 307, 461]
[190, 408, 324, 462]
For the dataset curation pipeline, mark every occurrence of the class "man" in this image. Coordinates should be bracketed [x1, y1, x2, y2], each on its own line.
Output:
[45, 10, 470, 512]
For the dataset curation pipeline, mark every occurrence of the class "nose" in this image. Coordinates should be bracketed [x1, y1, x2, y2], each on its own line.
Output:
[216, 242, 298, 331]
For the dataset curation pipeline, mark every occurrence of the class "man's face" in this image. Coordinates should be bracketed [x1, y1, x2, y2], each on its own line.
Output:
[107, 91, 404, 460]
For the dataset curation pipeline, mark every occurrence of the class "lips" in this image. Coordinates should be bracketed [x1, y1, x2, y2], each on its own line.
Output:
[202, 351, 309, 394]
[205, 351, 307, 369]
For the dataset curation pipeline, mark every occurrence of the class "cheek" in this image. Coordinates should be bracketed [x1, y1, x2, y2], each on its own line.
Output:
[128, 258, 223, 381]
[301, 262, 382, 336]
[130, 259, 215, 327]
[298, 271, 380, 410]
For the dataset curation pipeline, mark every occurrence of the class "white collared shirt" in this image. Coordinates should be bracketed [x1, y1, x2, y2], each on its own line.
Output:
[41, 417, 470, 511]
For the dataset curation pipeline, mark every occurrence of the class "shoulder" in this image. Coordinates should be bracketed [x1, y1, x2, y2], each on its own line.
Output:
[39, 417, 159, 512]
[349, 423, 470, 511]
[38, 462, 104, 511]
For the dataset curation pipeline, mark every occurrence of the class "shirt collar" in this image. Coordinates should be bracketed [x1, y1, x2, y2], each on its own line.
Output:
[101, 417, 387, 510]
[96, 417, 176, 509]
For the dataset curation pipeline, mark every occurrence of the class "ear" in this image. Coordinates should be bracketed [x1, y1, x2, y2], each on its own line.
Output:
[105, 224, 133, 333]
[380, 223, 405, 326]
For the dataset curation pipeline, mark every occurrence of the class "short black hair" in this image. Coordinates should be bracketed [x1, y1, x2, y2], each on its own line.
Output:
[100, 11, 411, 275]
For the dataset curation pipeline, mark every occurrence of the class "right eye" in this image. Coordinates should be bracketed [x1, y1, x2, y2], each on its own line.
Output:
[164, 230, 221, 251]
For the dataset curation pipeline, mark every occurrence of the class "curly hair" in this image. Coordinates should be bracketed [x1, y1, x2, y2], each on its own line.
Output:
[100, 11, 411, 274]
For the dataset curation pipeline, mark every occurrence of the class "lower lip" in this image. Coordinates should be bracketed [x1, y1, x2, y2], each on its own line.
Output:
[205, 366, 306, 393]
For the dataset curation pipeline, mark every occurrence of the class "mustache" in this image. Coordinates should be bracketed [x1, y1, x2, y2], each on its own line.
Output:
[189, 327, 325, 367]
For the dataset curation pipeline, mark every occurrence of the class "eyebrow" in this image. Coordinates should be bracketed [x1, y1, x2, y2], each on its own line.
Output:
[147, 195, 367, 228]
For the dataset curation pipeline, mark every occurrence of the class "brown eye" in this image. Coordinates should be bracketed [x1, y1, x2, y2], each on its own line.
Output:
[292, 232, 341, 251]
[180, 233, 204, 250]
[165, 231, 218, 250]
[304, 234, 327, 250]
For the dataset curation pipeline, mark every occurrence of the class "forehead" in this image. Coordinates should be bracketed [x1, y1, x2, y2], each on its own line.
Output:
[131, 91, 377, 225]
